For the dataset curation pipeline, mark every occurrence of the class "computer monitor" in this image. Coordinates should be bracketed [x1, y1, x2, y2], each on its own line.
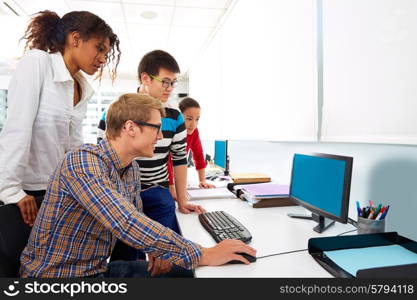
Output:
[214, 140, 229, 175]
[288, 153, 353, 233]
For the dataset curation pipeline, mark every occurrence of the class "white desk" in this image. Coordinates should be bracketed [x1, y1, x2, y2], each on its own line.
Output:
[176, 198, 356, 277]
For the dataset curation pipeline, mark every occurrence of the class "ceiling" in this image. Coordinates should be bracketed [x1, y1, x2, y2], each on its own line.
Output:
[0, 0, 234, 79]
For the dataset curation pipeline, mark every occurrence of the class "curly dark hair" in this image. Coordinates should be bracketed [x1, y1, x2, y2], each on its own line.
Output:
[21, 10, 121, 81]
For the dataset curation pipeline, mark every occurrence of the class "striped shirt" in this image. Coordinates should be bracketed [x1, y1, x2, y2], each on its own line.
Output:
[98, 106, 187, 189]
[20, 139, 202, 278]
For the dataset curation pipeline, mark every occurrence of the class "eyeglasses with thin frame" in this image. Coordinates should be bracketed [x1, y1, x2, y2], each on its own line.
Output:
[149, 74, 178, 89]
[133, 120, 162, 136]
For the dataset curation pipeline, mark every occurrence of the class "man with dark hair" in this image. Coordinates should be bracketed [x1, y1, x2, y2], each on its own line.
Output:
[134, 50, 203, 218]
[97, 50, 204, 273]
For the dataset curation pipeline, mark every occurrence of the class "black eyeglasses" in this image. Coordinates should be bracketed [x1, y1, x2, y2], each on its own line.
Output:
[150, 74, 178, 89]
[133, 121, 162, 135]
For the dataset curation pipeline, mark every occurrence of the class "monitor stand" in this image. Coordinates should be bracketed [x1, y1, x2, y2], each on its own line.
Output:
[287, 213, 335, 233]
[224, 155, 230, 176]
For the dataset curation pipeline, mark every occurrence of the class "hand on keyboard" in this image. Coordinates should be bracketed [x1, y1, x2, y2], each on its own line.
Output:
[199, 239, 257, 266]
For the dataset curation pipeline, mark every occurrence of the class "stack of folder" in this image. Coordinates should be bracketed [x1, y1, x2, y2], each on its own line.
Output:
[236, 183, 296, 208]
[230, 172, 271, 184]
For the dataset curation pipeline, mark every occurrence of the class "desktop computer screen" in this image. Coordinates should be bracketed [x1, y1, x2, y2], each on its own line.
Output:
[214, 140, 229, 175]
[205, 140, 229, 180]
[288, 153, 353, 233]
[214, 140, 227, 169]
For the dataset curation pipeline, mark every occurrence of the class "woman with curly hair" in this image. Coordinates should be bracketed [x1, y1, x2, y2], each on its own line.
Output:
[0, 10, 121, 226]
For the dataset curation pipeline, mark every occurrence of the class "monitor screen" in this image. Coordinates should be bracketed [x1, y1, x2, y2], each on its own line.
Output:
[214, 140, 227, 169]
[289, 153, 353, 232]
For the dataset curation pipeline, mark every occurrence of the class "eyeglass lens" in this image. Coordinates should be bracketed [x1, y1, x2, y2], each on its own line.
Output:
[162, 79, 177, 88]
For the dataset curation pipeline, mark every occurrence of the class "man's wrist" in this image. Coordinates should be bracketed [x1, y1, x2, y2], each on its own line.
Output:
[198, 247, 210, 266]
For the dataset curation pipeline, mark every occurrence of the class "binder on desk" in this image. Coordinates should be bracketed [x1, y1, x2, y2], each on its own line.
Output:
[236, 183, 296, 208]
[248, 196, 295, 208]
[230, 172, 271, 184]
[308, 232, 417, 278]
[241, 183, 290, 197]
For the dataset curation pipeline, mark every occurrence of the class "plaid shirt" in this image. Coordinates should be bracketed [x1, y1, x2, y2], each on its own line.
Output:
[20, 139, 202, 278]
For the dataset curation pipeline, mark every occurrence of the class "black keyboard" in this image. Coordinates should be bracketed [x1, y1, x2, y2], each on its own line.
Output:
[198, 211, 252, 243]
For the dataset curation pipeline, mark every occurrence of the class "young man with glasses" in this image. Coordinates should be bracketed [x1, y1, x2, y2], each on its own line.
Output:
[97, 50, 203, 270]
[20, 93, 256, 278]
[135, 50, 204, 217]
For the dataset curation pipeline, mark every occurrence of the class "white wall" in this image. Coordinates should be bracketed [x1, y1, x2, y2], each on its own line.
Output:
[191, 0, 417, 145]
[0, 76, 10, 90]
[321, 0, 417, 144]
[190, 0, 318, 141]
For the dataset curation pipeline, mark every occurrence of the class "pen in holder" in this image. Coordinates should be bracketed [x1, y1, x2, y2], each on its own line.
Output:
[357, 216, 385, 234]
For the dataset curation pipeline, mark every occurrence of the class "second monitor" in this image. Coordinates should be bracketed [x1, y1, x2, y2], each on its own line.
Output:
[288, 153, 353, 233]
[214, 140, 229, 176]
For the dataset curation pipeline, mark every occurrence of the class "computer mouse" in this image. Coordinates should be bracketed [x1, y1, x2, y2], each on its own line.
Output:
[228, 253, 257, 264]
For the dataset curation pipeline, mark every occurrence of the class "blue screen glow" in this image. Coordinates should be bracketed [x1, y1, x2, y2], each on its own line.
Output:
[214, 140, 227, 168]
[290, 154, 346, 217]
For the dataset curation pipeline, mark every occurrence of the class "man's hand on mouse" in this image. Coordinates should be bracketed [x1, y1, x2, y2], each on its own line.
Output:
[198, 239, 257, 266]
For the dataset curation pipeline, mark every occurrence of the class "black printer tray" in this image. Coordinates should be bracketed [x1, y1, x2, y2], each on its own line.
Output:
[308, 232, 417, 278]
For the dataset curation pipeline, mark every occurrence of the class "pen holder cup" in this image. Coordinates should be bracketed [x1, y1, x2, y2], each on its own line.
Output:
[357, 217, 385, 234]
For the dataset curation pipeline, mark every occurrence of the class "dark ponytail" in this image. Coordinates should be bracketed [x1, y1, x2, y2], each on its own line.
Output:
[21, 10, 121, 81]
[179, 97, 200, 113]
[22, 11, 63, 52]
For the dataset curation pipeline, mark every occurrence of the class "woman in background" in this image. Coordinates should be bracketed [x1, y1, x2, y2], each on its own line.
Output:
[168, 97, 215, 200]
[0, 10, 121, 226]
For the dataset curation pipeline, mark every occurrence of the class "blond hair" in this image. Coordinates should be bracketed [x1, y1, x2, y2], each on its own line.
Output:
[106, 93, 165, 139]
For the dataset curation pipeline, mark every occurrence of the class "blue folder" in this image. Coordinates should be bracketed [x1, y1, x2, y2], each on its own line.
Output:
[324, 244, 417, 276]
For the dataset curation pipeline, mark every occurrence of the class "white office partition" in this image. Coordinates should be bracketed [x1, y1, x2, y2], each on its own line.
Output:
[189, 33, 225, 140]
[321, 0, 417, 145]
[189, 0, 318, 141]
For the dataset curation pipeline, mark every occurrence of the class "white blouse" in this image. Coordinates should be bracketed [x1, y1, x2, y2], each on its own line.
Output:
[0, 49, 94, 204]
